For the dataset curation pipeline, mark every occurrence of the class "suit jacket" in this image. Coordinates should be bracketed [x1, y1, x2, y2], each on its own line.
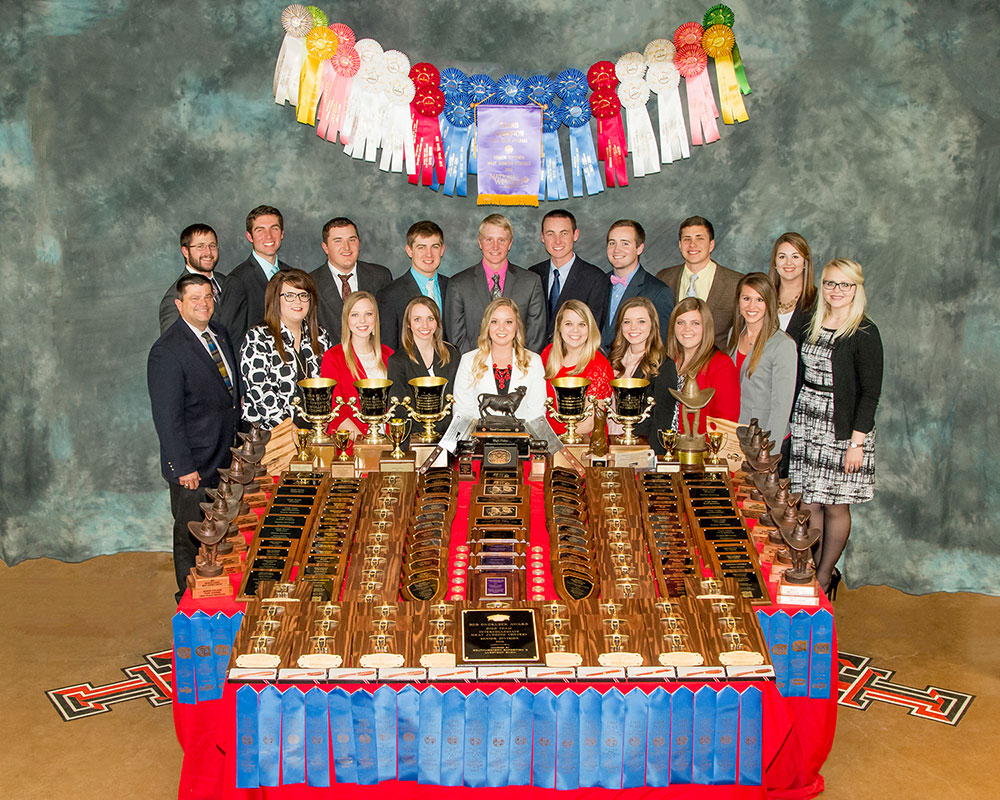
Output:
[147, 319, 240, 487]
[218, 255, 294, 348]
[376, 271, 450, 352]
[158, 271, 228, 335]
[600, 266, 675, 350]
[452, 350, 547, 421]
[386, 342, 461, 440]
[529, 255, 611, 337]
[731, 330, 797, 451]
[656, 262, 742, 350]
[311, 260, 393, 343]
[444, 262, 547, 355]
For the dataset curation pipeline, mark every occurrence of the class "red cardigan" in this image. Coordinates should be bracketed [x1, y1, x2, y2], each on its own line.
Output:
[540, 345, 613, 434]
[319, 343, 394, 433]
[683, 350, 740, 434]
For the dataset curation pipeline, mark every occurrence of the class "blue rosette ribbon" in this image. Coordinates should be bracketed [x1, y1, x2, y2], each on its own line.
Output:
[495, 73, 528, 105]
[527, 74, 557, 105]
[466, 74, 497, 175]
[559, 97, 603, 197]
[540, 105, 568, 201]
[555, 68, 588, 100]
[440, 67, 472, 98]
[442, 92, 475, 197]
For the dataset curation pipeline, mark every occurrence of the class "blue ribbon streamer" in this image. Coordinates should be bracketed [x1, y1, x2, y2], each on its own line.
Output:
[622, 688, 648, 788]
[578, 687, 602, 787]
[645, 687, 671, 787]
[755, 609, 771, 643]
[541, 130, 569, 201]
[230, 610, 244, 647]
[188, 611, 216, 702]
[329, 687, 358, 784]
[417, 687, 443, 785]
[738, 686, 763, 785]
[486, 689, 512, 787]
[282, 687, 306, 785]
[373, 686, 398, 782]
[258, 685, 283, 787]
[508, 687, 534, 786]
[599, 688, 625, 790]
[788, 610, 812, 697]
[561, 100, 603, 197]
[397, 685, 420, 781]
[670, 686, 694, 784]
[464, 690, 488, 787]
[210, 612, 232, 699]
[236, 686, 260, 788]
[305, 687, 331, 787]
[692, 686, 717, 785]
[442, 97, 474, 198]
[555, 689, 580, 790]
[352, 690, 379, 784]
[171, 613, 196, 705]
[532, 688, 557, 788]
[809, 609, 834, 698]
[768, 611, 791, 695]
[440, 687, 466, 786]
[713, 686, 740, 785]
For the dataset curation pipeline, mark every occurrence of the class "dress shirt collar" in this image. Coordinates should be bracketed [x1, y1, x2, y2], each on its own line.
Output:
[681, 260, 717, 299]
[252, 250, 279, 278]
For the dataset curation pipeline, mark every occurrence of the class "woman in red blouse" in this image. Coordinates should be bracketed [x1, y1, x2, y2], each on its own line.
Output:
[319, 291, 393, 436]
[665, 297, 740, 434]
[540, 300, 612, 435]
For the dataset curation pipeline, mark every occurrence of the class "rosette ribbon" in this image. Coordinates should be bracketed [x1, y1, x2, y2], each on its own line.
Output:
[539, 105, 568, 201]
[342, 53, 388, 162]
[590, 89, 628, 188]
[674, 24, 720, 146]
[646, 62, 690, 164]
[316, 41, 359, 143]
[703, 4, 751, 94]
[441, 93, 474, 196]
[296, 27, 339, 125]
[617, 78, 660, 178]
[379, 74, 417, 173]
[586, 61, 617, 161]
[466, 74, 497, 175]
[559, 98, 603, 197]
[409, 85, 447, 188]
[273, 5, 312, 106]
[703, 25, 749, 124]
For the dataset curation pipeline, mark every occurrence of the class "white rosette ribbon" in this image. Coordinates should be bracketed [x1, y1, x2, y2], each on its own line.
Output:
[273, 5, 312, 106]
[379, 73, 417, 173]
[645, 62, 689, 163]
[617, 78, 660, 177]
[342, 41, 387, 161]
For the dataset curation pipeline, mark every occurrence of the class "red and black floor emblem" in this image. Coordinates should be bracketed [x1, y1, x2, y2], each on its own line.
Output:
[46, 650, 173, 722]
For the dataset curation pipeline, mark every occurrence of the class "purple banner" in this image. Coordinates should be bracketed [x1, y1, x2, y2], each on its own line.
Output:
[476, 104, 542, 207]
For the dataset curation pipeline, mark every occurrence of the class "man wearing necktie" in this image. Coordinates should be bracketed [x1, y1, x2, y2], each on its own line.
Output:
[148, 273, 240, 603]
[309, 216, 391, 342]
[444, 214, 546, 354]
[600, 219, 675, 349]
[218, 205, 296, 348]
[158, 223, 227, 334]
[656, 215, 742, 349]
[377, 220, 451, 351]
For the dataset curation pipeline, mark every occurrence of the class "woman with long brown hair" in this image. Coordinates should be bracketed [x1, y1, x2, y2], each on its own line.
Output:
[768, 232, 817, 343]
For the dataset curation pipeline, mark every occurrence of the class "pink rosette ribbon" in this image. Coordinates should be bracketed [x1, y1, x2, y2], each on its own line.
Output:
[316, 41, 360, 143]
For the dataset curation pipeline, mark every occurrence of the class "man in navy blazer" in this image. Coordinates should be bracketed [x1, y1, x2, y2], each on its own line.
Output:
[377, 220, 450, 352]
[158, 223, 228, 334]
[310, 216, 391, 342]
[600, 219, 675, 349]
[148, 274, 240, 602]
[529, 209, 610, 337]
[444, 214, 546, 354]
[218, 205, 294, 348]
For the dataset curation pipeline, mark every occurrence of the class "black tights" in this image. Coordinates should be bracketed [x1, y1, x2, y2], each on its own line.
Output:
[802, 502, 851, 593]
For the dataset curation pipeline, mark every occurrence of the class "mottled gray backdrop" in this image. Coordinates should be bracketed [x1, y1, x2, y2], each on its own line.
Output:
[1, 0, 997, 594]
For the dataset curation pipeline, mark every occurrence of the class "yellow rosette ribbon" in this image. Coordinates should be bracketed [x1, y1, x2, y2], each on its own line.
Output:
[297, 27, 339, 125]
[702, 24, 747, 125]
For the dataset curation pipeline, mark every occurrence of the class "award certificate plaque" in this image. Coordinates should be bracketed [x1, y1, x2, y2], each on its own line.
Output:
[460, 608, 540, 663]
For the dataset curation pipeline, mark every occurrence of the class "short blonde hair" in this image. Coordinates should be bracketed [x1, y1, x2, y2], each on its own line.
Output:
[478, 214, 513, 240]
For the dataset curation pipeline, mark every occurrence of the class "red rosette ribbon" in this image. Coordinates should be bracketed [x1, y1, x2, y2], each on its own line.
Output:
[409, 62, 441, 90]
[590, 88, 628, 187]
[673, 35, 719, 146]
[674, 43, 707, 78]
[409, 86, 446, 187]
[587, 60, 618, 91]
[673, 21, 705, 50]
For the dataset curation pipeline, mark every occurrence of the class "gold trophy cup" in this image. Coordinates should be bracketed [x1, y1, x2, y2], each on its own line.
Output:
[386, 418, 412, 460]
[707, 431, 725, 463]
[292, 378, 346, 445]
[658, 428, 678, 461]
[354, 379, 398, 445]
[545, 376, 591, 444]
[401, 376, 454, 443]
[607, 378, 655, 446]
[333, 429, 352, 461]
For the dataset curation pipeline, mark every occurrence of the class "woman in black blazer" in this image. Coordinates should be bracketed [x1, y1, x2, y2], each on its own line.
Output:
[386, 297, 459, 441]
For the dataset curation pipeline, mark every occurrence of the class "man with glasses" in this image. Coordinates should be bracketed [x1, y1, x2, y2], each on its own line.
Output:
[158, 223, 227, 334]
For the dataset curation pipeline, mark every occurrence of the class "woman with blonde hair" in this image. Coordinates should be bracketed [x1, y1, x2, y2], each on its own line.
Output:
[541, 299, 612, 435]
[727, 272, 797, 453]
[665, 297, 739, 433]
[452, 297, 546, 421]
[790, 258, 883, 597]
[768, 232, 817, 342]
[319, 291, 393, 436]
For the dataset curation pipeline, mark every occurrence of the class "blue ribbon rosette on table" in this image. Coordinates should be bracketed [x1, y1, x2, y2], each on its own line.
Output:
[559, 94, 603, 197]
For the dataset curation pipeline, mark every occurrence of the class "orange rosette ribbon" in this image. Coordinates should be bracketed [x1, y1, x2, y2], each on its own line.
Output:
[702, 24, 748, 125]
[297, 27, 339, 125]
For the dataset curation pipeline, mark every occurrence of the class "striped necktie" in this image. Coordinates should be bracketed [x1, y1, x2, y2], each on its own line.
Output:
[202, 331, 233, 394]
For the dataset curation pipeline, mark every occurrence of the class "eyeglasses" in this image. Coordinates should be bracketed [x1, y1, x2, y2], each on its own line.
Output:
[279, 292, 311, 302]
[187, 243, 218, 252]
[821, 280, 856, 291]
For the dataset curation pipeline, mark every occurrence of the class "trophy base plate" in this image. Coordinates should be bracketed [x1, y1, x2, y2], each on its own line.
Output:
[354, 443, 392, 473]
[187, 569, 232, 599]
[704, 461, 729, 473]
[656, 459, 681, 473]
[328, 462, 356, 478]
[380, 455, 416, 472]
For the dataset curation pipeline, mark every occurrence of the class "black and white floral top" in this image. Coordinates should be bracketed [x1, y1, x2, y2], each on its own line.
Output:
[239, 321, 332, 430]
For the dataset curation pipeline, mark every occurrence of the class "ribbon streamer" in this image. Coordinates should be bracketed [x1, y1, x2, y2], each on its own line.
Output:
[692, 686, 717, 785]
[408, 87, 447, 187]
[532, 688, 557, 789]
[713, 686, 740, 785]
[809, 608, 834, 698]
[273, 5, 312, 105]
[540, 108, 569, 201]
[282, 688, 307, 785]
[297, 27, 340, 126]
[618, 78, 660, 178]
[646, 62, 690, 164]
[379, 74, 417, 173]
[675, 42, 720, 146]
[556, 689, 581, 790]
[188, 611, 217, 702]
[486, 689, 512, 787]
[702, 25, 749, 124]
[768, 610, 791, 694]
[442, 93, 474, 197]
[591, 89, 629, 187]
[645, 687, 671, 787]
[464, 690, 488, 788]
[561, 99, 603, 197]
[171, 613, 196, 705]
[703, 4, 751, 94]
[508, 687, 533, 785]
[396, 685, 420, 781]
[236, 686, 260, 788]
[578, 687, 602, 787]
[373, 685, 398, 782]
[351, 689, 380, 784]
[599, 689, 625, 790]
[787, 609, 812, 697]
[440, 688, 466, 786]
[305, 687, 331, 787]
[210, 612, 233, 701]
[670, 686, 694, 784]
[316, 44, 359, 144]
[258, 685, 283, 787]
[417, 686, 443, 784]
[343, 57, 388, 162]
[738, 687, 763, 785]
[622, 688, 648, 788]
[329, 687, 359, 784]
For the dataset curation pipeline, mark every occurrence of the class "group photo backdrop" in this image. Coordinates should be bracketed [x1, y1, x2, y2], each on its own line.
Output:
[1, 0, 997, 595]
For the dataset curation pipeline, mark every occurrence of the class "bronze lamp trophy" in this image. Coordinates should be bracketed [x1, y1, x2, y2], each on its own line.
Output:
[401, 376, 454, 443]
[545, 376, 591, 444]
[606, 378, 654, 445]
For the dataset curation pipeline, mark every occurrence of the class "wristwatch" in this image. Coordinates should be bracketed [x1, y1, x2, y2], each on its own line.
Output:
[848, 442, 861, 449]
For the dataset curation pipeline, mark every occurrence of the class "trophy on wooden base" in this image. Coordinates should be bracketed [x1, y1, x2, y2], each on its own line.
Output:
[292, 377, 347, 446]
[354, 378, 397, 445]
[669, 377, 715, 466]
[607, 378, 654, 446]
[545, 376, 591, 445]
[401, 376, 454, 443]
[657, 428, 681, 472]
[186, 516, 231, 598]
[380, 417, 415, 472]
[289, 427, 314, 472]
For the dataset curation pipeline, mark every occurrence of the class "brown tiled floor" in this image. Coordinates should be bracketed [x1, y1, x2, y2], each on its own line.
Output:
[2, 554, 997, 798]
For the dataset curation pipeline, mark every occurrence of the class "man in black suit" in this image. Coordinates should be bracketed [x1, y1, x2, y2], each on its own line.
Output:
[444, 213, 546, 354]
[158, 223, 227, 334]
[529, 209, 610, 337]
[218, 205, 293, 348]
[600, 219, 676, 349]
[377, 220, 450, 351]
[310, 217, 391, 342]
[148, 274, 240, 603]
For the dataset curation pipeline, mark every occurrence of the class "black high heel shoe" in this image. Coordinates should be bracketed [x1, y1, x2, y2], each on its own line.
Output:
[825, 568, 842, 601]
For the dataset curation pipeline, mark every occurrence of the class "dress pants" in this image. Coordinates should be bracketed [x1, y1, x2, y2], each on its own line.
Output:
[169, 480, 208, 603]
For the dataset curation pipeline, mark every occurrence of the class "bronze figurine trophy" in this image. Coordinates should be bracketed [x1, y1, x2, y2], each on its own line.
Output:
[292, 377, 347, 446]
[545, 376, 591, 444]
[401, 376, 454, 443]
[186, 516, 231, 599]
[606, 378, 654, 446]
[354, 378, 398, 445]
[668, 377, 715, 466]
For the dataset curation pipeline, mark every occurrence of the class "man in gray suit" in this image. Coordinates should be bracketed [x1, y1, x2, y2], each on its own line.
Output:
[656, 216, 742, 349]
[444, 214, 546, 354]
[310, 217, 392, 342]
[158, 223, 226, 334]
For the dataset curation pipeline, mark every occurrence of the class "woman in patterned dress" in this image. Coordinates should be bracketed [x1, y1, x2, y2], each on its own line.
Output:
[541, 300, 613, 436]
[790, 259, 883, 595]
[239, 269, 331, 430]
